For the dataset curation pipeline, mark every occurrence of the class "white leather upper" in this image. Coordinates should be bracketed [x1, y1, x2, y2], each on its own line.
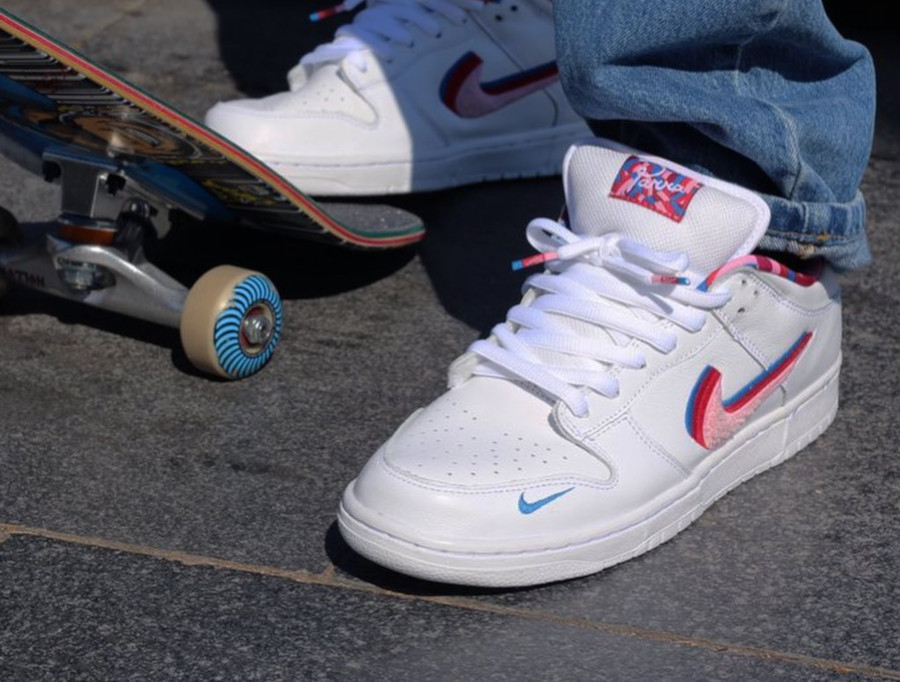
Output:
[206, 0, 582, 162]
[342, 139, 842, 553]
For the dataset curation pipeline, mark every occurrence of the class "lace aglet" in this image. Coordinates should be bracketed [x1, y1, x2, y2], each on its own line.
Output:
[512, 252, 558, 271]
[310, 3, 345, 22]
[650, 274, 690, 285]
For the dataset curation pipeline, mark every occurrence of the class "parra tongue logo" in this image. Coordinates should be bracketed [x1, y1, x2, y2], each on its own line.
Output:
[609, 155, 703, 223]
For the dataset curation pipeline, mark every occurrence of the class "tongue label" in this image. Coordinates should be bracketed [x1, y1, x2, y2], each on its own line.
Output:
[609, 155, 703, 223]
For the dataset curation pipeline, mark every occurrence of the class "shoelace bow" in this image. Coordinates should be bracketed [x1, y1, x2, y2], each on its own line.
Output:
[467, 218, 731, 417]
[302, 0, 483, 69]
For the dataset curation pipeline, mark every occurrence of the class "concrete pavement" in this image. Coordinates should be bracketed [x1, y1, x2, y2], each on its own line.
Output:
[1, 2, 898, 679]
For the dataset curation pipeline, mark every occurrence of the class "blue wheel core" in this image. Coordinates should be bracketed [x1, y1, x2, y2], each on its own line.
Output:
[213, 274, 282, 379]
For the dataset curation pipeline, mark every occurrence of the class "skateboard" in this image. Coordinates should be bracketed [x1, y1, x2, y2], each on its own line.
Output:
[0, 9, 425, 379]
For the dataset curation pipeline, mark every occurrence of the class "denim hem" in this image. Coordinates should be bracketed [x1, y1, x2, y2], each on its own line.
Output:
[758, 190, 871, 270]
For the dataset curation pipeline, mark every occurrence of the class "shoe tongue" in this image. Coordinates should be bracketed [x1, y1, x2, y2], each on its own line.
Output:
[563, 139, 771, 278]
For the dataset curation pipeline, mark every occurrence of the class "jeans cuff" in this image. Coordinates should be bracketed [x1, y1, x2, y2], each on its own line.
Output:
[758, 190, 872, 271]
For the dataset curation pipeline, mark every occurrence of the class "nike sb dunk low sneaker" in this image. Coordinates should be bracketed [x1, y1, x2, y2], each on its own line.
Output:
[337, 138, 843, 587]
[204, 0, 589, 195]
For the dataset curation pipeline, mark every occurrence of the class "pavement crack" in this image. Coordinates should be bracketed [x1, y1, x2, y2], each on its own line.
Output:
[317, 562, 337, 582]
[3, 522, 900, 681]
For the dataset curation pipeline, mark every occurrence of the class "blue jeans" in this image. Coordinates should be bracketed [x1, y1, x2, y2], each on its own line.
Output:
[554, 0, 876, 270]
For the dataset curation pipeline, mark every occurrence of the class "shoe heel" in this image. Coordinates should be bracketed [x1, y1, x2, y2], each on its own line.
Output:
[783, 355, 841, 459]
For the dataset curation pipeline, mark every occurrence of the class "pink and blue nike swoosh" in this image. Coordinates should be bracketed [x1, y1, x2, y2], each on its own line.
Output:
[440, 51, 559, 118]
[686, 332, 813, 449]
[518, 487, 574, 514]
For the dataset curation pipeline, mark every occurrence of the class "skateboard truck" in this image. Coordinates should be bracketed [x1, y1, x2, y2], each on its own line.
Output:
[0, 149, 283, 379]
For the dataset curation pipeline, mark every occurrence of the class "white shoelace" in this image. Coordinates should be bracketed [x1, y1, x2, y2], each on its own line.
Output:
[301, 0, 482, 70]
[467, 218, 731, 417]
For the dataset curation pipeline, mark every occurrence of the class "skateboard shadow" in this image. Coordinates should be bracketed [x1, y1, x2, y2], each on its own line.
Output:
[146, 213, 418, 302]
[0, 218, 418, 378]
[0, 284, 217, 378]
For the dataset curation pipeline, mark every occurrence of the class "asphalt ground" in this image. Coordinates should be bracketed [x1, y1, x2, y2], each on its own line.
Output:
[0, 2, 898, 680]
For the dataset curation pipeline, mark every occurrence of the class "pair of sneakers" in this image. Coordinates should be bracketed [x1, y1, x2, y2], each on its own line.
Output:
[206, 1, 842, 587]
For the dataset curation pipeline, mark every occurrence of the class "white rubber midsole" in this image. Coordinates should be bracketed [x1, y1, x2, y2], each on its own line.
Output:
[338, 357, 841, 587]
[262, 124, 590, 195]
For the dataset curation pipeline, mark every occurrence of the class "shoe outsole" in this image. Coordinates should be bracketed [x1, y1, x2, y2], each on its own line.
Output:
[337, 357, 841, 588]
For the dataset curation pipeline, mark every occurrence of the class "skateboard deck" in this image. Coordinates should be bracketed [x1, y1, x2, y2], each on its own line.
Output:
[0, 8, 424, 380]
[0, 8, 425, 248]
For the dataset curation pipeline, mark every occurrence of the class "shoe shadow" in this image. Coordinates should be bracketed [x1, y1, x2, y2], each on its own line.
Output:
[324, 522, 540, 597]
[384, 179, 565, 335]
[203, 0, 351, 97]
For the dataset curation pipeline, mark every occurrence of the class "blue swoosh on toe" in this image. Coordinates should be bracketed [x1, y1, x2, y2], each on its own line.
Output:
[518, 487, 575, 515]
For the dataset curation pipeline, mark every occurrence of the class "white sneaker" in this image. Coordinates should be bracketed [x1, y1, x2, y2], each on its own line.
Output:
[337, 138, 842, 587]
[205, 0, 590, 195]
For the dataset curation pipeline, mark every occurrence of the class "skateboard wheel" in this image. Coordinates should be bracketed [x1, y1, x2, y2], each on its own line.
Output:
[180, 265, 283, 379]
